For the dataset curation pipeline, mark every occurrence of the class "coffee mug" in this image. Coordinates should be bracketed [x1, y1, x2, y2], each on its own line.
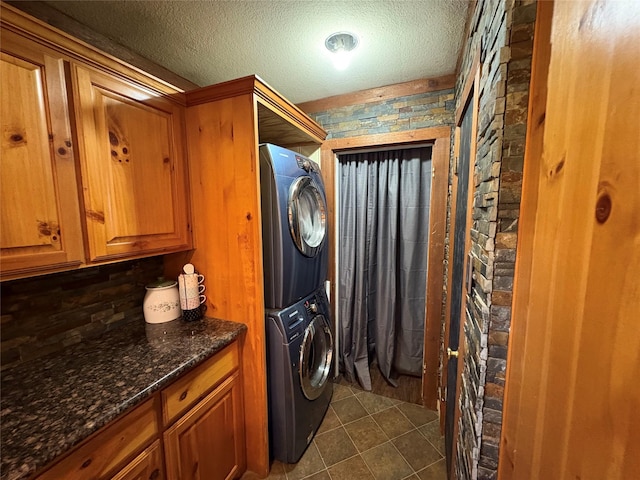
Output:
[179, 273, 204, 288]
[178, 275, 206, 310]
[186, 294, 206, 310]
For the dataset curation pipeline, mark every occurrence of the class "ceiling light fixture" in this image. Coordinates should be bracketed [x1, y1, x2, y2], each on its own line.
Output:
[325, 31, 359, 70]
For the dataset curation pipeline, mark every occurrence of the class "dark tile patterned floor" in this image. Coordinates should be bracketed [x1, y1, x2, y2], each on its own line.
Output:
[244, 383, 446, 480]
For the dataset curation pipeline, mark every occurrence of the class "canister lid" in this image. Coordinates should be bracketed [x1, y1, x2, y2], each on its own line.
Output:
[146, 277, 177, 289]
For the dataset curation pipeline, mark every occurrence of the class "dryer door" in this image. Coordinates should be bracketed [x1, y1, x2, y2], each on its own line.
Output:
[288, 177, 327, 257]
[299, 314, 334, 400]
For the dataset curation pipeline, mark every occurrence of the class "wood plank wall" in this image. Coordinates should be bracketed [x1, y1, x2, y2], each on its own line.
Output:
[183, 93, 269, 477]
[500, 0, 640, 478]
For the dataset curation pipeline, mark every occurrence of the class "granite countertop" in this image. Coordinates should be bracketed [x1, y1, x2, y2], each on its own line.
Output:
[0, 317, 246, 480]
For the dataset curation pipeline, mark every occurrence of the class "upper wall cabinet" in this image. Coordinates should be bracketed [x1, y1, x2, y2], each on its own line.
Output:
[0, 3, 191, 279]
[71, 65, 190, 262]
[0, 31, 84, 276]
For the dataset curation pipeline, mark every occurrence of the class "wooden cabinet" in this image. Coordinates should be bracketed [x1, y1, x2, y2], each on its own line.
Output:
[111, 441, 163, 480]
[36, 398, 159, 480]
[0, 4, 191, 280]
[163, 342, 245, 480]
[71, 65, 190, 262]
[0, 30, 84, 277]
[180, 76, 327, 476]
[164, 372, 245, 480]
[162, 339, 240, 426]
[34, 341, 243, 480]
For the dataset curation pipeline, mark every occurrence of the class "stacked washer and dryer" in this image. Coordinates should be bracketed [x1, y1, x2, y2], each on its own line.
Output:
[259, 143, 334, 464]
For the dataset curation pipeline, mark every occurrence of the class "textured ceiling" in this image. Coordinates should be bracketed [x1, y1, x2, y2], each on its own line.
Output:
[44, 1, 469, 104]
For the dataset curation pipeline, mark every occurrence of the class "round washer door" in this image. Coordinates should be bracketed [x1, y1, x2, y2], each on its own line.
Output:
[299, 314, 334, 400]
[288, 177, 327, 257]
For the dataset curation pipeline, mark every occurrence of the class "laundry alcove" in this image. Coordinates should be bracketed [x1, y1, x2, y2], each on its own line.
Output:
[320, 126, 450, 409]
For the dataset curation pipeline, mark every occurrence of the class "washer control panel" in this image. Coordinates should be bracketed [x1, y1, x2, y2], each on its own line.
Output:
[285, 308, 305, 342]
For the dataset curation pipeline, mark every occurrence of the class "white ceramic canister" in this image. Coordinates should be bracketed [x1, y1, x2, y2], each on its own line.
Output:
[143, 278, 182, 324]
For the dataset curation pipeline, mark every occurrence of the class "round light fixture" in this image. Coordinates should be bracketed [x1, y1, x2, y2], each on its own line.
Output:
[325, 31, 359, 70]
[325, 32, 359, 53]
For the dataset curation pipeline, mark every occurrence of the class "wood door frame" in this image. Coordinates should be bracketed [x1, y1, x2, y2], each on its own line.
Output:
[320, 126, 451, 409]
[442, 50, 480, 479]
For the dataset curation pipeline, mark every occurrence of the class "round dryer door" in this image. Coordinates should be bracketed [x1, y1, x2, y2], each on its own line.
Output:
[288, 177, 327, 257]
[299, 314, 333, 400]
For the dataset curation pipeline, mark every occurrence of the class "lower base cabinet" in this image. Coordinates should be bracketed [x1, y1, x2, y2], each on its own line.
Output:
[112, 441, 163, 480]
[34, 341, 244, 480]
[164, 372, 245, 480]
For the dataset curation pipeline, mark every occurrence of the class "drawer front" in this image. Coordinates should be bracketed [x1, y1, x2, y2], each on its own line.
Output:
[111, 440, 163, 480]
[36, 397, 158, 480]
[162, 341, 239, 426]
[163, 372, 244, 480]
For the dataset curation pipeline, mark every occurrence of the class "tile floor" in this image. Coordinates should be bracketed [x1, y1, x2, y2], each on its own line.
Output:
[249, 383, 446, 480]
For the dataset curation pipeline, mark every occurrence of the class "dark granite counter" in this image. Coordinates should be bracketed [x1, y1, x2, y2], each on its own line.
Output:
[0, 317, 246, 480]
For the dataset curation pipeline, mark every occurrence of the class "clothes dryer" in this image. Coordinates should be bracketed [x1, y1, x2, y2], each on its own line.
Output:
[259, 144, 329, 309]
[266, 286, 333, 463]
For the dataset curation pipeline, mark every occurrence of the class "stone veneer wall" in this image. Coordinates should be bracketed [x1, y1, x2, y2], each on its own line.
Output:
[308, 88, 455, 140]
[453, 0, 536, 478]
[1, 257, 164, 370]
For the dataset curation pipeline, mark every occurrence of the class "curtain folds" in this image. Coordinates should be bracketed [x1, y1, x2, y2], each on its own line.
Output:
[338, 147, 432, 390]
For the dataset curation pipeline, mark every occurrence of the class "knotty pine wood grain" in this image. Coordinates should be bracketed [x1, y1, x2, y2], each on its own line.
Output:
[185, 92, 269, 477]
[0, 30, 84, 278]
[499, 1, 552, 477]
[110, 441, 163, 480]
[162, 342, 239, 427]
[164, 373, 245, 480]
[35, 398, 158, 480]
[501, 0, 640, 478]
[71, 63, 191, 262]
[6, 0, 198, 92]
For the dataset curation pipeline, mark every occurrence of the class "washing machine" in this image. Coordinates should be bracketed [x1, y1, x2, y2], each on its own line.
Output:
[266, 286, 334, 463]
[259, 143, 329, 309]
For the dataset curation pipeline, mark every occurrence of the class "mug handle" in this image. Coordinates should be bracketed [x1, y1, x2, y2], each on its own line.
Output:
[197, 274, 205, 284]
[198, 284, 206, 294]
[199, 295, 206, 305]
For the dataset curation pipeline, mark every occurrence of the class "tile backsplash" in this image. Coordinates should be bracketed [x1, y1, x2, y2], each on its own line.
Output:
[1, 257, 164, 370]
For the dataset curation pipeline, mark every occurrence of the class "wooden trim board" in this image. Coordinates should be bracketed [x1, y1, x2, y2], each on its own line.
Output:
[0, 2, 188, 98]
[498, 1, 553, 477]
[298, 75, 456, 114]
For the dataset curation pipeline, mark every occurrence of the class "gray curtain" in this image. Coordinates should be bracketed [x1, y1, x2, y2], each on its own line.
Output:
[338, 147, 432, 390]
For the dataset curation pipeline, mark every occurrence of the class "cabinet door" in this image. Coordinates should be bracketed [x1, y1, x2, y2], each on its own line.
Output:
[112, 440, 164, 480]
[0, 31, 84, 278]
[36, 398, 158, 480]
[164, 372, 246, 480]
[71, 64, 190, 262]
